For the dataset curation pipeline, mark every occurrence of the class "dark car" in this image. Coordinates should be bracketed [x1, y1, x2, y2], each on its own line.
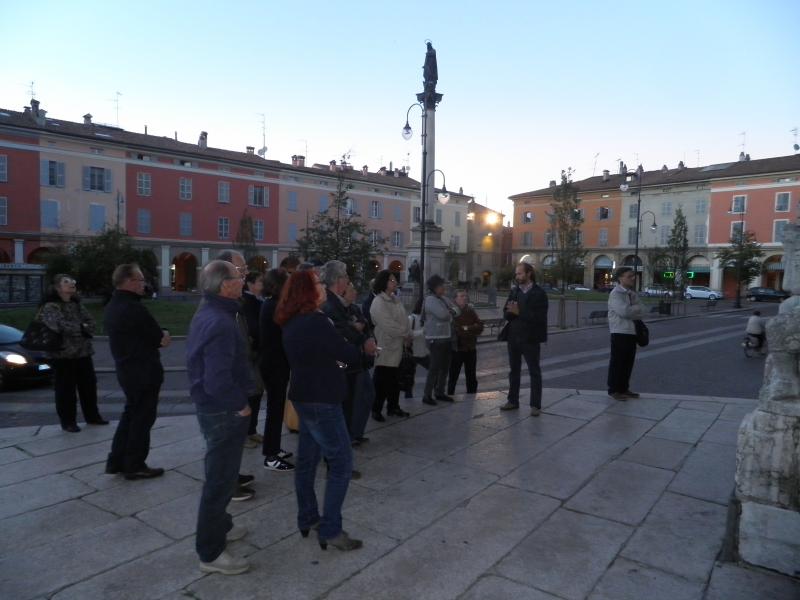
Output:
[0, 324, 53, 390]
[746, 287, 790, 302]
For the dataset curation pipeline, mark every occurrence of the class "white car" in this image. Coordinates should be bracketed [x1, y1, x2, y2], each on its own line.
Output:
[642, 285, 673, 297]
[567, 284, 591, 292]
[684, 285, 723, 300]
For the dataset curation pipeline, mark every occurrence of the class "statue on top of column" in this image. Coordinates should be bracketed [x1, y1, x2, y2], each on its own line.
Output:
[423, 41, 437, 92]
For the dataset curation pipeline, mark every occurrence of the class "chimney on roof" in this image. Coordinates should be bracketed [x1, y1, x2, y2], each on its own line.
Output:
[198, 131, 207, 150]
[549, 180, 557, 188]
[29, 100, 46, 125]
[379, 167, 387, 175]
[329, 160, 337, 172]
[30, 99, 40, 117]
[739, 151, 746, 162]
[246, 146, 255, 154]
[83, 113, 93, 126]
[619, 162, 627, 175]
[602, 169, 610, 181]
[459, 187, 463, 194]
[661, 164, 668, 172]
[745, 153, 751, 161]
[291, 155, 305, 167]
[677, 160, 685, 170]
[362, 165, 369, 176]
[394, 168, 400, 177]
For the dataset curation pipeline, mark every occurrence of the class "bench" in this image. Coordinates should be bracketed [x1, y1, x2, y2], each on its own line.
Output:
[585, 310, 608, 325]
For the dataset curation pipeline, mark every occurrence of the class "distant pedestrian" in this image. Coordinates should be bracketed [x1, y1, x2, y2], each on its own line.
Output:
[104, 264, 170, 480]
[745, 310, 766, 353]
[369, 270, 411, 420]
[422, 274, 460, 405]
[607, 266, 644, 400]
[501, 262, 548, 416]
[343, 281, 375, 444]
[241, 271, 266, 448]
[447, 289, 484, 395]
[277, 270, 371, 551]
[187, 260, 254, 575]
[39, 274, 106, 432]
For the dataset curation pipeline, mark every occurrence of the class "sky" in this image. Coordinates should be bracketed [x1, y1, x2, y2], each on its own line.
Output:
[2, 0, 799, 220]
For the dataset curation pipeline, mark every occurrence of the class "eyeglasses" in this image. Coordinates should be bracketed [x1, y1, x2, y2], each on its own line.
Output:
[235, 265, 249, 274]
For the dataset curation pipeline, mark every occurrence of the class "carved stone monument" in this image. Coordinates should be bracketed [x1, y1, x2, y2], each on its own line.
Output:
[734, 222, 800, 577]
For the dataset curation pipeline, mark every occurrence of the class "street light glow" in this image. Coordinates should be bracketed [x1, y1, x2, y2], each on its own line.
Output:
[485, 212, 499, 225]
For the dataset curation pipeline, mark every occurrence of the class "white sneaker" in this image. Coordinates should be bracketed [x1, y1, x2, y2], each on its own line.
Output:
[227, 525, 248, 542]
[200, 550, 250, 575]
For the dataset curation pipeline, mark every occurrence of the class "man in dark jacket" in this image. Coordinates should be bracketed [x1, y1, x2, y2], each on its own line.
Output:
[501, 262, 548, 416]
[187, 260, 254, 576]
[104, 264, 170, 479]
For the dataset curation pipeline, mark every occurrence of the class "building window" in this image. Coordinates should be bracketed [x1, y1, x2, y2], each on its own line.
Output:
[522, 231, 533, 247]
[83, 166, 111, 192]
[695, 199, 707, 214]
[451, 235, 460, 249]
[522, 211, 533, 224]
[394, 206, 403, 221]
[694, 223, 707, 245]
[0, 155, 7, 182]
[288, 191, 298, 212]
[658, 225, 669, 245]
[249, 185, 268, 207]
[89, 204, 106, 233]
[288, 223, 297, 242]
[598, 228, 608, 247]
[369, 200, 382, 219]
[392, 231, 403, 247]
[627, 226, 637, 245]
[218, 181, 230, 203]
[369, 230, 380, 245]
[435, 209, 442, 225]
[597, 207, 610, 220]
[254, 219, 264, 241]
[179, 177, 192, 200]
[775, 192, 790, 212]
[0, 197, 7, 225]
[137, 208, 151, 234]
[41, 199, 59, 228]
[454, 211, 461, 226]
[136, 172, 151, 196]
[345, 198, 357, 216]
[319, 195, 329, 212]
[731, 195, 746, 214]
[545, 231, 555, 247]
[661, 202, 672, 217]
[629, 204, 638, 219]
[574, 230, 583, 245]
[41, 160, 65, 187]
[413, 206, 421, 223]
[179, 213, 192, 237]
[476, 253, 482, 266]
[218, 217, 229, 239]
[731, 221, 744, 239]
[774, 220, 788, 243]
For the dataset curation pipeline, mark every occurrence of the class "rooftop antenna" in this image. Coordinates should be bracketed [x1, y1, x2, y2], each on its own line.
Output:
[257, 113, 267, 157]
[739, 131, 746, 152]
[28, 80, 36, 99]
[791, 127, 799, 152]
[111, 91, 122, 126]
[297, 139, 308, 158]
[592, 152, 600, 176]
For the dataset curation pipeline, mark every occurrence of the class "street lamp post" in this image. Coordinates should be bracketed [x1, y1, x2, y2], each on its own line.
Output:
[620, 165, 646, 291]
[402, 102, 427, 301]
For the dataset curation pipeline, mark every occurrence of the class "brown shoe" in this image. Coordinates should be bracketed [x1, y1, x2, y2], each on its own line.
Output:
[609, 392, 628, 401]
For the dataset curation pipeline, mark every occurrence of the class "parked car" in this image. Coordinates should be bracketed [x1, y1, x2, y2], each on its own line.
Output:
[746, 287, 790, 302]
[0, 324, 53, 390]
[567, 284, 592, 292]
[684, 286, 723, 300]
[642, 284, 674, 297]
[596, 284, 615, 293]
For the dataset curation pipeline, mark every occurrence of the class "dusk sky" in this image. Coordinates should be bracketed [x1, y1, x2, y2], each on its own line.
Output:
[2, 0, 798, 219]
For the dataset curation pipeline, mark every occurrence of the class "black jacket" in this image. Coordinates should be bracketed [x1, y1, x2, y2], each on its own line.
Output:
[322, 289, 369, 373]
[503, 284, 548, 344]
[258, 296, 289, 381]
[104, 290, 164, 391]
[240, 291, 262, 353]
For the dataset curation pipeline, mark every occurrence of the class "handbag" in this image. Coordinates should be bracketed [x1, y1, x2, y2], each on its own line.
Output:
[634, 320, 649, 347]
[20, 315, 64, 352]
[497, 321, 510, 342]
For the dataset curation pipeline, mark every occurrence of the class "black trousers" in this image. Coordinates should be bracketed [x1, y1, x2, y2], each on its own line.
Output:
[607, 333, 638, 394]
[373, 366, 400, 414]
[51, 356, 101, 426]
[108, 385, 160, 472]
[447, 349, 478, 394]
[262, 373, 288, 459]
[507, 341, 542, 409]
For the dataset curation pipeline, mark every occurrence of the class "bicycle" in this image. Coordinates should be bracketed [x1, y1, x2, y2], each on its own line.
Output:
[742, 334, 767, 358]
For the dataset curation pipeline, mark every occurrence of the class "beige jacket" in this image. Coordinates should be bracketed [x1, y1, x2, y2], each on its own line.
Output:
[607, 285, 644, 335]
[370, 292, 410, 367]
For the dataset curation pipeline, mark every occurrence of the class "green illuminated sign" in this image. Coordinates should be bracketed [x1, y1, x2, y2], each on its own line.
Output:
[663, 271, 675, 279]
[686, 271, 695, 279]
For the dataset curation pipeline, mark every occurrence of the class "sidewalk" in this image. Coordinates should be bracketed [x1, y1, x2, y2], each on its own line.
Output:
[1, 387, 797, 600]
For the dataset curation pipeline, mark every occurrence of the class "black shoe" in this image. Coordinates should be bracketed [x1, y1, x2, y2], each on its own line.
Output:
[300, 519, 321, 538]
[86, 418, 109, 425]
[436, 395, 455, 403]
[238, 474, 255, 488]
[351, 469, 362, 480]
[231, 486, 255, 502]
[387, 408, 410, 417]
[421, 397, 437, 406]
[61, 424, 81, 433]
[372, 412, 386, 422]
[264, 457, 295, 472]
[105, 465, 120, 475]
[277, 449, 294, 460]
[288, 429, 299, 434]
[124, 466, 165, 480]
[319, 530, 363, 551]
[356, 436, 369, 444]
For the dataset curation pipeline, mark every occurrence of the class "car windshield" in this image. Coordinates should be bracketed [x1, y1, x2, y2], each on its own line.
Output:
[0, 324, 23, 344]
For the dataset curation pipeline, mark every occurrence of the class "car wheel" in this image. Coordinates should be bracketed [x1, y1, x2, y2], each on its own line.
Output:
[685, 293, 692, 299]
[709, 295, 717, 300]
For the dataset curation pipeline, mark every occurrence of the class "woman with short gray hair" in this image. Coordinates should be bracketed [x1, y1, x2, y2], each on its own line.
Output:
[607, 266, 644, 400]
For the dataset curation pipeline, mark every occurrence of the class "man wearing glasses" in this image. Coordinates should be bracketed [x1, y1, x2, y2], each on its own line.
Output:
[104, 264, 171, 479]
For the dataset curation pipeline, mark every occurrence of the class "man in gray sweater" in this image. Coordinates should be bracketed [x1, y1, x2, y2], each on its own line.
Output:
[422, 274, 460, 405]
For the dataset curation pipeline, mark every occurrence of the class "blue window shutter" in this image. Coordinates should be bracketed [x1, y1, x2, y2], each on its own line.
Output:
[320, 195, 328, 212]
[248, 185, 254, 205]
[40, 160, 48, 185]
[351, 198, 357, 214]
[82, 166, 90, 190]
[57, 162, 65, 187]
[89, 204, 106, 232]
[377, 202, 383, 219]
[264, 187, 270, 207]
[104, 169, 112, 192]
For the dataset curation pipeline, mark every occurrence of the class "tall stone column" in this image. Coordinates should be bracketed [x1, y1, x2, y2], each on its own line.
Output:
[159, 245, 171, 291]
[734, 221, 800, 576]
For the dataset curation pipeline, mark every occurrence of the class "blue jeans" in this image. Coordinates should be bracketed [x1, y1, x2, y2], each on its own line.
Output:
[507, 341, 542, 409]
[195, 409, 249, 562]
[293, 402, 353, 540]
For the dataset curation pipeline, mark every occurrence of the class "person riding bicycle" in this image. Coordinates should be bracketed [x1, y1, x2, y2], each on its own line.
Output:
[745, 310, 766, 352]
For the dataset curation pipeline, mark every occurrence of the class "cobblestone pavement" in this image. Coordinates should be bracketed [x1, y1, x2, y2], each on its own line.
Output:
[0, 388, 797, 599]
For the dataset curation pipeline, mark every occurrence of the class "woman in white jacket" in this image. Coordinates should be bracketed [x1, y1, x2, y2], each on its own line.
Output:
[369, 270, 411, 420]
[607, 266, 644, 400]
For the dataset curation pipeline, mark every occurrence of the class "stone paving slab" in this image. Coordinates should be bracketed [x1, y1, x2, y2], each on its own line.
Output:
[0, 388, 797, 600]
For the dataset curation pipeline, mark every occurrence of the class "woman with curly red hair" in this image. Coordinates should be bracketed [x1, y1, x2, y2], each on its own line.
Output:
[276, 270, 368, 551]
